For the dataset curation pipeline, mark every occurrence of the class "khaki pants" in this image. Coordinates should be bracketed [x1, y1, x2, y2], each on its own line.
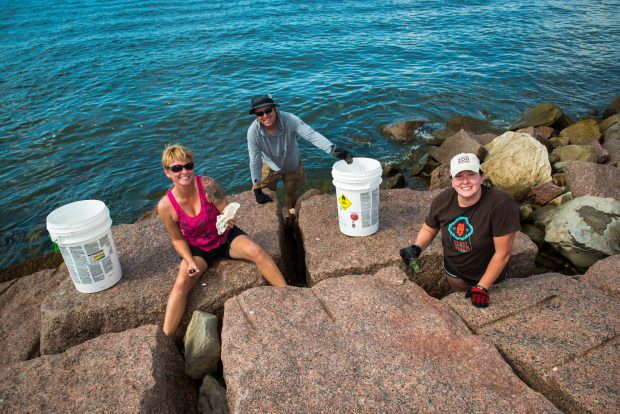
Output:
[261, 159, 306, 194]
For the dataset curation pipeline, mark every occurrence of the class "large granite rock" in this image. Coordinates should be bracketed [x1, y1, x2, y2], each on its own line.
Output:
[442, 273, 620, 414]
[430, 129, 485, 165]
[542, 196, 620, 268]
[298, 189, 538, 297]
[559, 118, 601, 144]
[0, 268, 66, 364]
[40, 190, 281, 354]
[221, 267, 558, 413]
[581, 254, 620, 299]
[603, 138, 620, 166]
[432, 115, 504, 143]
[564, 161, 620, 199]
[603, 95, 620, 118]
[509, 102, 572, 131]
[0, 325, 198, 413]
[379, 120, 424, 142]
[483, 131, 552, 200]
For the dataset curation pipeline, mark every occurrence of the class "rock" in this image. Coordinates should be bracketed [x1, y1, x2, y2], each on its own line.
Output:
[431, 115, 504, 143]
[603, 95, 620, 118]
[407, 146, 434, 176]
[521, 224, 545, 247]
[549, 135, 570, 148]
[429, 163, 451, 190]
[516, 127, 555, 152]
[590, 140, 610, 163]
[543, 196, 620, 268]
[298, 189, 538, 296]
[564, 161, 620, 199]
[430, 129, 485, 165]
[603, 138, 620, 166]
[442, 273, 620, 414]
[559, 118, 601, 144]
[0, 325, 198, 413]
[379, 120, 424, 142]
[580, 254, 620, 299]
[547, 191, 574, 206]
[509, 102, 572, 131]
[380, 173, 406, 189]
[198, 375, 229, 414]
[482, 132, 552, 201]
[184, 311, 221, 379]
[221, 267, 558, 413]
[599, 114, 619, 134]
[0, 252, 63, 283]
[603, 118, 620, 142]
[550, 145, 597, 169]
[40, 190, 280, 355]
[530, 181, 566, 205]
[0, 268, 66, 364]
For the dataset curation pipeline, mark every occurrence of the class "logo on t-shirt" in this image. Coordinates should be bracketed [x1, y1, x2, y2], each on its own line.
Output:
[448, 216, 474, 253]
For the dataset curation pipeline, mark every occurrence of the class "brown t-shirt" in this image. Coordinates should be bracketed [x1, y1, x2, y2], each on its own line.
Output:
[425, 186, 520, 281]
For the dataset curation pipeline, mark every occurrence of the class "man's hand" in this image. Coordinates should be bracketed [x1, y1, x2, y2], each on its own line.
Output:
[465, 285, 489, 308]
[254, 188, 273, 204]
[334, 147, 353, 164]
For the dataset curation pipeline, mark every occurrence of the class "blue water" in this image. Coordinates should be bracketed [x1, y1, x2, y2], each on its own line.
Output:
[1, 0, 619, 269]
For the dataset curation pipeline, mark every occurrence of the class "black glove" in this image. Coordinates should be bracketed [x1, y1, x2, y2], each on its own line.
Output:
[334, 147, 353, 164]
[465, 285, 489, 308]
[254, 188, 273, 204]
[399, 244, 422, 272]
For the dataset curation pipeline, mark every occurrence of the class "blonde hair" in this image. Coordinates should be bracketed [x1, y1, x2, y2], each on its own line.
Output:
[162, 144, 193, 169]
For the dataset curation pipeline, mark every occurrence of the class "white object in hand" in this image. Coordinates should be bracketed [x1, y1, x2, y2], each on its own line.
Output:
[216, 203, 240, 235]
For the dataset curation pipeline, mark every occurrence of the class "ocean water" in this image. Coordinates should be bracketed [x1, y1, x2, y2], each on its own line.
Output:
[1, 0, 619, 269]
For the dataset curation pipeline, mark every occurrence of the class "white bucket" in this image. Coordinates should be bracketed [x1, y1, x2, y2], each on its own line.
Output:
[46, 200, 122, 293]
[331, 157, 383, 237]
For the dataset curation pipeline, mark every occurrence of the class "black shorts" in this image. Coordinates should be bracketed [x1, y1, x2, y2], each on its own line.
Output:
[188, 226, 246, 266]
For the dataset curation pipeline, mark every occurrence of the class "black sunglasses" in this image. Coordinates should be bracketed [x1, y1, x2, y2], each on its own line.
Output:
[169, 162, 194, 173]
[254, 107, 274, 117]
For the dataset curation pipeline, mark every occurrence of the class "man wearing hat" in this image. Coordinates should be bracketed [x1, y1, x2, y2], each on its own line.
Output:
[247, 94, 353, 212]
[399, 153, 520, 308]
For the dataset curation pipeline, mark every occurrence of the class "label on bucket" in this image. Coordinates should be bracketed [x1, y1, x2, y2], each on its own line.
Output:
[58, 231, 117, 285]
[336, 188, 379, 237]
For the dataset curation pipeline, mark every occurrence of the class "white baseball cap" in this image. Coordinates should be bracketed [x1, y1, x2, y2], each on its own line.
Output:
[450, 153, 483, 177]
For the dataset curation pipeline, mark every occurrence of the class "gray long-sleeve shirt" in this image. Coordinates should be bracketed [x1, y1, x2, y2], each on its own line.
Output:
[247, 110, 336, 184]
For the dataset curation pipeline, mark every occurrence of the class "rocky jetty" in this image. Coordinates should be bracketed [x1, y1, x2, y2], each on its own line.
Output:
[1, 97, 619, 413]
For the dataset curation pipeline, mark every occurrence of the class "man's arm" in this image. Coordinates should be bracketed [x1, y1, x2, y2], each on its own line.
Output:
[247, 125, 263, 189]
[476, 231, 517, 289]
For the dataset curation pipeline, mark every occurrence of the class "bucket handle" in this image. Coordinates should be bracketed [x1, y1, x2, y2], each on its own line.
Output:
[49, 235, 60, 253]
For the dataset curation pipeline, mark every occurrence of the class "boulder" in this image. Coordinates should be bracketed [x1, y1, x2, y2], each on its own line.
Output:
[442, 273, 620, 414]
[429, 163, 451, 190]
[516, 127, 555, 152]
[40, 190, 281, 355]
[550, 145, 597, 167]
[198, 375, 229, 414]
[509, 102, 572, 131]
[431, 115, 504, 143]
[184, 311, 221, 379]
[430, 129, 485, 165]
[298, 189, 538, 297]
[543, 196, 620, 268]
[0, 268, 66, 364]
[530, 181, 566, 205]
[380, 173, 406, 189]
[564, 161, 620, 199]
[0, 325, 198, 413]
[599, 114, 619, 135]
[559, 118, 601, 144]
[603, 118, 620, 142]
[603, 138, 620, 166]
[580, 254, 620, 299]
[602, 95, 620, 118]
[590, 140, 610, 163]
[482, 132, 552, 200]
[379, 120, 424, 142]
[221, 267, 558, 413]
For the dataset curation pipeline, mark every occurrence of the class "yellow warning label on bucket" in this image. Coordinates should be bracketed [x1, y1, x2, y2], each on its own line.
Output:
[338, 194, 352, 210]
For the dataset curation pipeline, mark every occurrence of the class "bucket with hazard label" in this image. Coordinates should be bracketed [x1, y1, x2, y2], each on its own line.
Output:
[331, 158, 382, 237]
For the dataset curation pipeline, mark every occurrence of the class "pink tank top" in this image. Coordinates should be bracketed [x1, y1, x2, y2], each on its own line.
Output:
[167, 176, 229, 252]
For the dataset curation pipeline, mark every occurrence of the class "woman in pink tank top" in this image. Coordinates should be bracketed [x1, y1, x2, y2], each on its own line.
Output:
[158, 144, 287, 336]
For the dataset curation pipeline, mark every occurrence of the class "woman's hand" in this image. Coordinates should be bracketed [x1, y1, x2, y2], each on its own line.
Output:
[187, 261, 200, 277]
